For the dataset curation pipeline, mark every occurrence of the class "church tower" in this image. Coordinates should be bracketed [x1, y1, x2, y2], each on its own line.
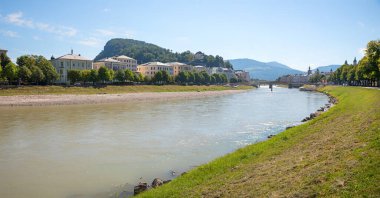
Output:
[307, 66, 312, 76]
[353, 57, 357, 66]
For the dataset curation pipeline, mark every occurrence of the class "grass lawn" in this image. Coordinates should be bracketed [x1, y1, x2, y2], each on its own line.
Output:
[0, 85, 253, 96]
[138, 86, 380, 197]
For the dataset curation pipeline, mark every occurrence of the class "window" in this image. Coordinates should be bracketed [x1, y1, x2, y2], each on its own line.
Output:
[60, 62, 63, 67]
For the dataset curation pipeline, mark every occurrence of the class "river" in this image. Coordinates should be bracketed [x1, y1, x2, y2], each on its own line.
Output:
[0, 86, 328, 198]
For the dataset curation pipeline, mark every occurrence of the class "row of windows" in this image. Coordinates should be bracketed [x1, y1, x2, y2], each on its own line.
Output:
[59, 61, 90, 68]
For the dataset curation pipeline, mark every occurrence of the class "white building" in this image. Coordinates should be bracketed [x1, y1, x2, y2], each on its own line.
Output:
[235, 70, 250, 82]
[51, 50, 93, 84]
[208, 67, 237, 80]
[93, 55, 137, 71]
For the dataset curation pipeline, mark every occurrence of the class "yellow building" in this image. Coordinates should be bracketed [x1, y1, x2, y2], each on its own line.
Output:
[137, 62, 173, 78]
[166, 62, 193, 76]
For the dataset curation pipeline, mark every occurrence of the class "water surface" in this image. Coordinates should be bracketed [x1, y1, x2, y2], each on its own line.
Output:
[0, 86, 328, 197]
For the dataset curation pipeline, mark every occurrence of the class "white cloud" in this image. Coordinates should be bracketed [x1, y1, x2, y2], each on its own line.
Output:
[0, 29, 19, 38]
[78, 37, 103, 47]
[3, 11, 77, 37]
[102, 8, 110, 12]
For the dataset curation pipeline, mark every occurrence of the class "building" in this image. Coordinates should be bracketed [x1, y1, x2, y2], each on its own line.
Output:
[137, 62, 173, 78]
[235, 70, 250, 82]
[112, 55, 137, 71]
[193, 65, 208, 72]
[208, 67, 237, 80]
[93, 58, 121, 70]
[51, 50, 93, 84]
[0, 48, 7, 55]
[166, 62, 193, 76]
[93, 55, 137, 71]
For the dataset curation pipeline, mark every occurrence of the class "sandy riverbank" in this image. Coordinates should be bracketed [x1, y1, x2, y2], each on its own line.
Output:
[0, 90, 246, 106]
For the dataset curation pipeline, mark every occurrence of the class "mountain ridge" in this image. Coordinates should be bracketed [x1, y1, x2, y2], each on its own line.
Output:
[229, 58, 303, 80]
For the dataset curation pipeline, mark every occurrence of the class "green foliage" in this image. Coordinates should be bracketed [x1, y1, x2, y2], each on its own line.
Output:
[115, 69, 126, 82]
[4, 62, 18, 83]
[94, 38, 232, 68]
[30, 65, 45, 84]
[98, 66, 111, 83]
[89, 69, 99, 84]
[18, 66, 32, 83]
[330, 40, 380, 86]
[67, 70, 81, 84]
[16, 55, 59, 85]
[124, 69, 135, 82]
[81, 70, 91, 84]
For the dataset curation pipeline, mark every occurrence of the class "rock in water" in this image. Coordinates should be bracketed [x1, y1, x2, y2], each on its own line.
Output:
[152, 178, 164, 188]
[134, 182, 148, 195]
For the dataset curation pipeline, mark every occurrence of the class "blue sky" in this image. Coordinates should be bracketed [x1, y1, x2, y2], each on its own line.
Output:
[0, 0, 379, 71]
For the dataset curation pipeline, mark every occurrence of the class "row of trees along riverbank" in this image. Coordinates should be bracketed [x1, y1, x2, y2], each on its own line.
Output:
[0, 55, 58, 85]
[0, 53, 243, 86]
[328, 40, 380, 87]
[67, 66, 237, 86]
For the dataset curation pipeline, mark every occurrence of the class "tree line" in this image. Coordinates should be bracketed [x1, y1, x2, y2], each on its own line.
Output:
[0, 54, 58, 85]
[328, 40, 380, 87]
[67, 66, 230, 85]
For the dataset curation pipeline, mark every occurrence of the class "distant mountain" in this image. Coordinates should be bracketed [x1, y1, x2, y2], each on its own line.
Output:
[229, 58, 303, 81]
[312, 65, 340, 73]
[94, 38, 232, 68]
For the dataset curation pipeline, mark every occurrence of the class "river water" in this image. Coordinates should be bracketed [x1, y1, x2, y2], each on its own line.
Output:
[0, 86, 328, 198]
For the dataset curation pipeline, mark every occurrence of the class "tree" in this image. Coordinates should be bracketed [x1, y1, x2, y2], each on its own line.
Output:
[81, 70, 91, 85]
[153, 71, 163, 84]
[89, 69, 99, 85]
[188, 72, 195, 83]
[125, 69, 135, 82]
[35, 56, 58, 84]
[30, 65, 45, 85]
[194, 72, 204, 85]
[16, 55, 35, 69]
[176, 71, 189, 84]
[0, 53, 11, 70]
[220, 73, 228, 83]
[201, 71, 210, 84]
[115, 69, 126, 82]
[18, 66, 32, 84]
[230, 77, 238, 83]
[134, 72, 144, 82]
[162, 71, 170, 84]
[98, 66, 111, 83]
[210, 75, 216, 84]
[4, 62, 18, 84]
[67, 70, 81, 85]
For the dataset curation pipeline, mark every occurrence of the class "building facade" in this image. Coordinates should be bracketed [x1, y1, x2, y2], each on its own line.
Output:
[112, 55, 137, 71]
[51, 51, 93, 84]
[166, 62, 193, 76]
[235, 70, 250, 82]
[137, 62, 173, 78]
[93, 55, 137, 71]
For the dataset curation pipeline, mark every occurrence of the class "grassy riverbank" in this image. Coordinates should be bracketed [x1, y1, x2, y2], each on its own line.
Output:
[0, 85, 253, 96]
[139, 86, 380, 197]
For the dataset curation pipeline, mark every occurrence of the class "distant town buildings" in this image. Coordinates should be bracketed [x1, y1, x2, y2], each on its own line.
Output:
[93, 55, 137, 71]
[234, 70, 250, 82]
[51, 50, 93, 84]
[166, 62, 193, 76]
[137, 62, 173, 78]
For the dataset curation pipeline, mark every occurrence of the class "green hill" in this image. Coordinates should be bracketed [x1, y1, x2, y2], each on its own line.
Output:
[94, 38, 233, 68]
